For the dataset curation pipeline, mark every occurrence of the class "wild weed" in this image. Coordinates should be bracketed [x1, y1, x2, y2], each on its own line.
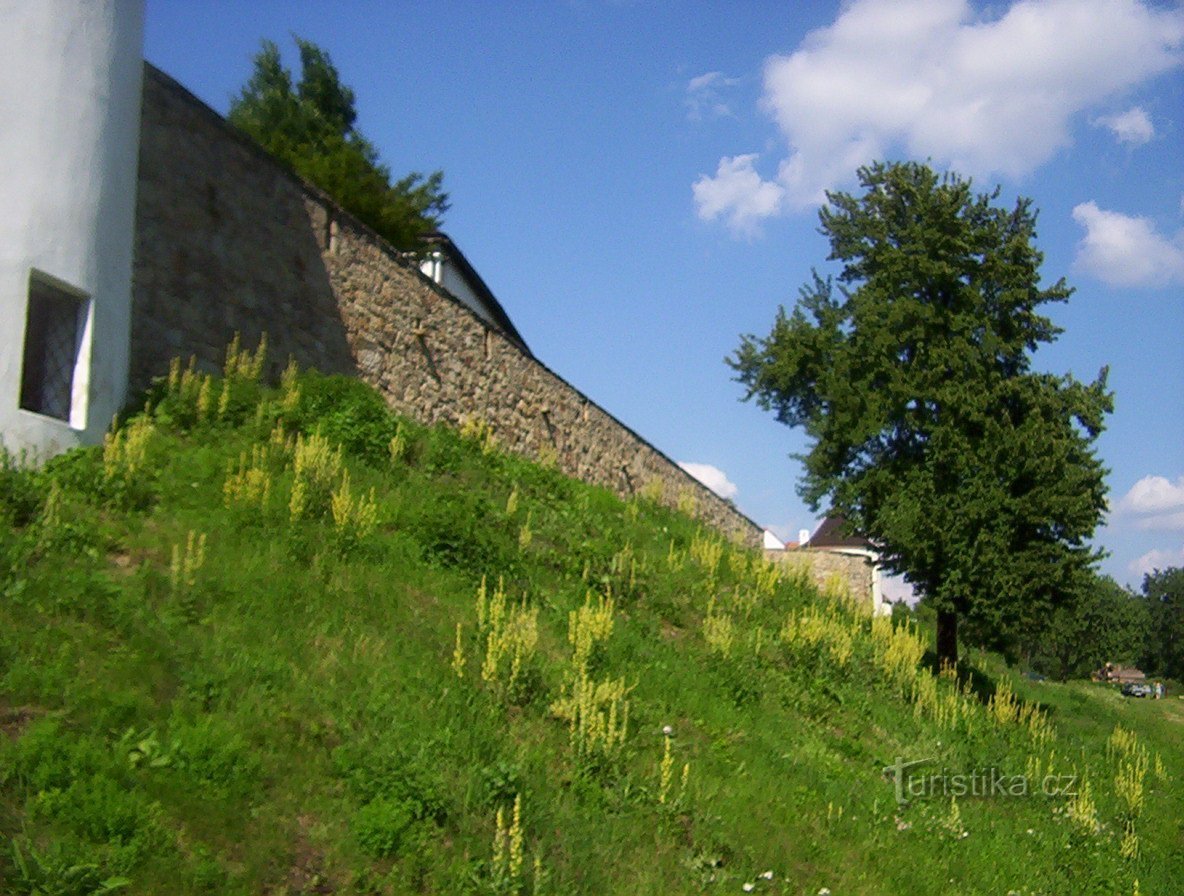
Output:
[1120, 821, 1140, 860]
[10, 838, 131, 896]
[870, 615, 926, 694]
[689, 530, 723, 579]
[221, 331, 268, 383]
[101, 414, 156, 508]
[477, 578, 539, 703]
[665, 539, 685, 573]
[517, 511, 533, 551]
[489, 794, 526, 895]
[703, 599, 735, 658]
[169, 530, 207, 622]
[550, 672, 631, 768]
[750, 555, 782, 598]
[1067, 775, 1100, 836]
[536, 443, 559, 468]
[289, 431, 343, 521]
[657, 733, 690, 810]
[781, 604, 853, 668]
[279, 358, 301, 414]
[460, 415, 498, 455]
[568, 589, 615, 675]
[989, 679, 1019, 726]
[452, 623, 467, 679]
[943, 796, 966, 838]
[1114, 742, 1149, 820]
[223, 445, 274, 514]
[169, 530, 206, 596]
[330, 468, 379, 549]
[639, 477, 664, 504]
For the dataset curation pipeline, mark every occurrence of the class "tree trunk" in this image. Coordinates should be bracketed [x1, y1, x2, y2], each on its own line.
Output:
[936, 610, 958, 670]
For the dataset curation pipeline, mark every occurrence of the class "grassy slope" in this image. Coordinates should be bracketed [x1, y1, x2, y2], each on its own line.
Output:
[1, 362, 1180, 896]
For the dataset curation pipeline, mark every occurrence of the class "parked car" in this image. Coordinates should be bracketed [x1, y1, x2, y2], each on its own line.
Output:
[1121, 682, 1153, 698]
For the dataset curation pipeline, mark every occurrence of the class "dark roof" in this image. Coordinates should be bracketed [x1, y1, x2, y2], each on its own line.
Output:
[422, 232, 531, 356]
[809, 515, 875, 550]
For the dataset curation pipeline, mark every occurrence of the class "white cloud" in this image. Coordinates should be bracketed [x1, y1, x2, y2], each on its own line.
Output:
[1130, 544, 1184, 577]
[1071, 202, 1184, 287]
[1117, 475, 1184, 515]
[685, 71, 739, 121]
[1115, 475, 1184, 530]
[692, 154, 786, 236]
[678, 461, 739, 500]
[694, 0, 1184, 223]
[1136, 512, 1184, 531]
[1094, 106, 1155, 144]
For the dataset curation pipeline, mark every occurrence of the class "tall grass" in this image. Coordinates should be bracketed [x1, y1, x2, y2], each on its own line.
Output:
[0, 349, 1179, 895]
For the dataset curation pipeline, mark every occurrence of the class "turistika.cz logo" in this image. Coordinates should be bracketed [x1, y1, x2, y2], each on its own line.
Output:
[882, 757, 1078, 806]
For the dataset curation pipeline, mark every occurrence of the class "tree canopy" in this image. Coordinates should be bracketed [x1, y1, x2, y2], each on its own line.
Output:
[731, 161, 1112, 666]
[229, 37, 448, 253]
[1141, 566, 1184, 681]
[1022, 575, 1149, 681]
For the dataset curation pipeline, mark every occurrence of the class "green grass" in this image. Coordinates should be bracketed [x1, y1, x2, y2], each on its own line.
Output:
[1, 358, 1179, 895]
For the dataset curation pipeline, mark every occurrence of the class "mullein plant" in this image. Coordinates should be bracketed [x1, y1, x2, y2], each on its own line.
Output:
[656, 730, 690, 811]
[639, 477, 664, 505]
[1110, 724, 1150, 861]
[688, 530, 723, 581]
[476, 576, 539, 703]
[101, 412, 158, 508]
[1067, 775, 1101, 837]
[329, 468, 378, 549]
[289, 431, 343, 522]
[459, 414, 498, 455]
[550, 590, 630, 770]
[702, 597, 735, 658]
[169, 530, 207, 622]
[102, 413, 155, 484]
[223, 444, 274, 515]
[609, 543, 638, 593]
[489, 793, 542, 896]
[780, 604, 854, 668]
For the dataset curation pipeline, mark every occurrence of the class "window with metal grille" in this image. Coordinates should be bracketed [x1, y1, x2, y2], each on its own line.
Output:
[19, 273, 88, 422]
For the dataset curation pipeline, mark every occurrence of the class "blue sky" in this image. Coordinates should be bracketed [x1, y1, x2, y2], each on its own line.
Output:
[144, 1, 1183, 595]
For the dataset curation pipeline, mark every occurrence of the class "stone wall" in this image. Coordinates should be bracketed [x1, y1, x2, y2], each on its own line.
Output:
[774, 549, 875, 607]
[130, 64, 761, 543]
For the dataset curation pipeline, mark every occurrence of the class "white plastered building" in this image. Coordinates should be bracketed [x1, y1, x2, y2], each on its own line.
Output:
[0, 0, 145, 459]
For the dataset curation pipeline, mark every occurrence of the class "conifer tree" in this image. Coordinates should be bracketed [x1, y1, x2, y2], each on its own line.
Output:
[229, 38, 448, 252]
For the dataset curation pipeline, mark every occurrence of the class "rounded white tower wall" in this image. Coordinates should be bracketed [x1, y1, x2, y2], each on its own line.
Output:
[0, 0, 145, 459]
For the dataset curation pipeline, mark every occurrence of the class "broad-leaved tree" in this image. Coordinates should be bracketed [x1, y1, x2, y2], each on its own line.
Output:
[731, 161, 1112, 666]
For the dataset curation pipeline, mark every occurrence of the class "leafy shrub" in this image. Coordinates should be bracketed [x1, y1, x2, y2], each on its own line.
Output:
[9, 837, 131, 896]
[0, 449, 43, 526]
[289, 372, 401, 466]
[170, 715, 262, 797]
[477, 760, 525, 808]
[332, 741, 448, 826]
[28, 775, 160, 853]
[407, 489, 514, 574]
[2, 720, 108, 792]
[41, 447, 106, 504]
[352, 795, 416, 858]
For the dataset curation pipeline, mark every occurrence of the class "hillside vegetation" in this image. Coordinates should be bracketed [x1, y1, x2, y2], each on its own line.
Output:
[1, 343, 1179, 895]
